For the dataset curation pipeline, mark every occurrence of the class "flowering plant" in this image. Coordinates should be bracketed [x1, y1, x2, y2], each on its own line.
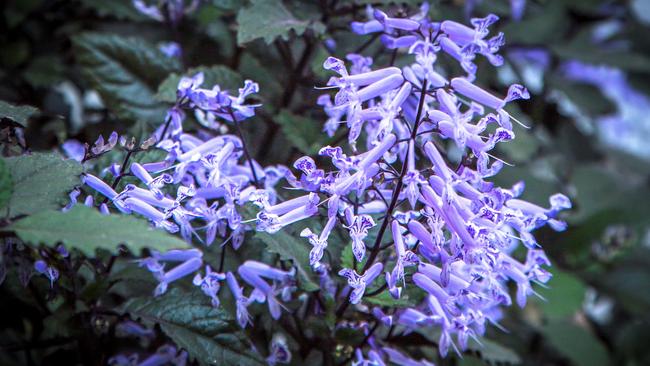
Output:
[1, 1, 650, 365]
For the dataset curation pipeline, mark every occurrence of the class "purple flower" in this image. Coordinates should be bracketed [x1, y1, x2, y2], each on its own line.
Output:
[124, 197, 179, 233]
[159, 41, 182, 58]
[257, 193, 320, 233]
[82, 174, 130, 213]
[130, 162, 173, 199]
[153, 257, 202, 296]
[133, 0, 164, 21]
[62, 140, 85, 162]
[386, 221, 418, 299]
[266, 334, 292, 365]
[34, 260, 58, 288]
[383, 347, 435, 366]
[138, 249, 203, 296]
[300, 216, 337, 267]
[344, 209, 376, 262]
[193, 265, 226, 307]
[115, 320, 155, 340]
[238, 261, 295, 319]
[338, 262, 383, 304]
[226, 272, 254, 328]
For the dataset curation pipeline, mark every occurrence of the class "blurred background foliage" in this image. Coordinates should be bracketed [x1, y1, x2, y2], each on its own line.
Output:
[1, 0, 650, 365]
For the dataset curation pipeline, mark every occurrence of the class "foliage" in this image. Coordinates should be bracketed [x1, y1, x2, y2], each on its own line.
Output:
[2, 153, 82, 217]
[123, 288, 265, 365]
[7, 206, 190, 256]
[72, 32, 181, 123]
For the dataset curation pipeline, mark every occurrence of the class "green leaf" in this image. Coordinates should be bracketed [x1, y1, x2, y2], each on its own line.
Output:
[0, 100, 39, 127]
[596, 248, 650, 314]
[570, 165, 650, 223]
[236, 0, 312, 44]
[334, 326, 365, 346]
[501, 2, 569, 45]
[156, 65, 243, 103]
[23, 56, 66, 88]
[535, 269, 586, 319]
[123, 288, 265, 365]
[6, 206, 190, 256]
[0, 158, 12, 210]
[552, 45, 650, 74]
[79, 0, 148, 20]
[340, 244, 367, 272]
[363, 287, 423, 308]
[73, 32, 180, 123]
[3, 153, 81, 217]
[541, 320, 610, 366]
[465, 337, 522, 365]
[254, 231, 319, 291]
[275, 110, 325, 155]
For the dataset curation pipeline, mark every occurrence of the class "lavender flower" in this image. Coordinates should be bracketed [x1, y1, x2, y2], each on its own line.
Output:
[345, 210, 376, 263]
[266, 334, 292, 365]
[226, 271, 254, 328]
[192, 265, 226, 307]
[300, 216, 337, 267]
[138, 249, 203, 296]
[132, 0, 200, 26]
[34, 260, 58, 288]
[238, 261, 295, 319]
[339, 262, 383, 304]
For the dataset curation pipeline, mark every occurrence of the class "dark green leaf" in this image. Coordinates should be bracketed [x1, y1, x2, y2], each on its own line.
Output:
[596, 248, 650, 314]
[123, 288, 265, 365]
[334, 326, 364, 346]
[0, 100, 39, 127]
[541, 320, 609, 366]
[535, 269, 586, 319]
[210, 0, 243, 11]
[2, 153, 81, 217]
[254, 231, 319, 291]
[552, 45, 650, 74]
[275, 110, 325, 155]
[6, 206, 190, 256]
[465, 337, 522, 365]
[236, 0, 312, 44]
[0, 158, 12, 210]
[23, 56, 66, 88]
[570, 165, 650, 224]
[340, 244, 367, 273]
[364, 287, 423, 308]
[73, 32, 180, 123]
[79, 0, 148, 20]
[156, 65, 243, 103]
[501, 2, 569, 45]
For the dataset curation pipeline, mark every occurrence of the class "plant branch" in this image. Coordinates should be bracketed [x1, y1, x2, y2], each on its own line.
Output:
[336, 78, 428, 318]
[228, 108, 260, 187]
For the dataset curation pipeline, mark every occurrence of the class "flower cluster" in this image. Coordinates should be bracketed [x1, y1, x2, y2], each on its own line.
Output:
[265, 4, 566, 363]
[65, 3, 571, 365]
[71, 69, 299, 328]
